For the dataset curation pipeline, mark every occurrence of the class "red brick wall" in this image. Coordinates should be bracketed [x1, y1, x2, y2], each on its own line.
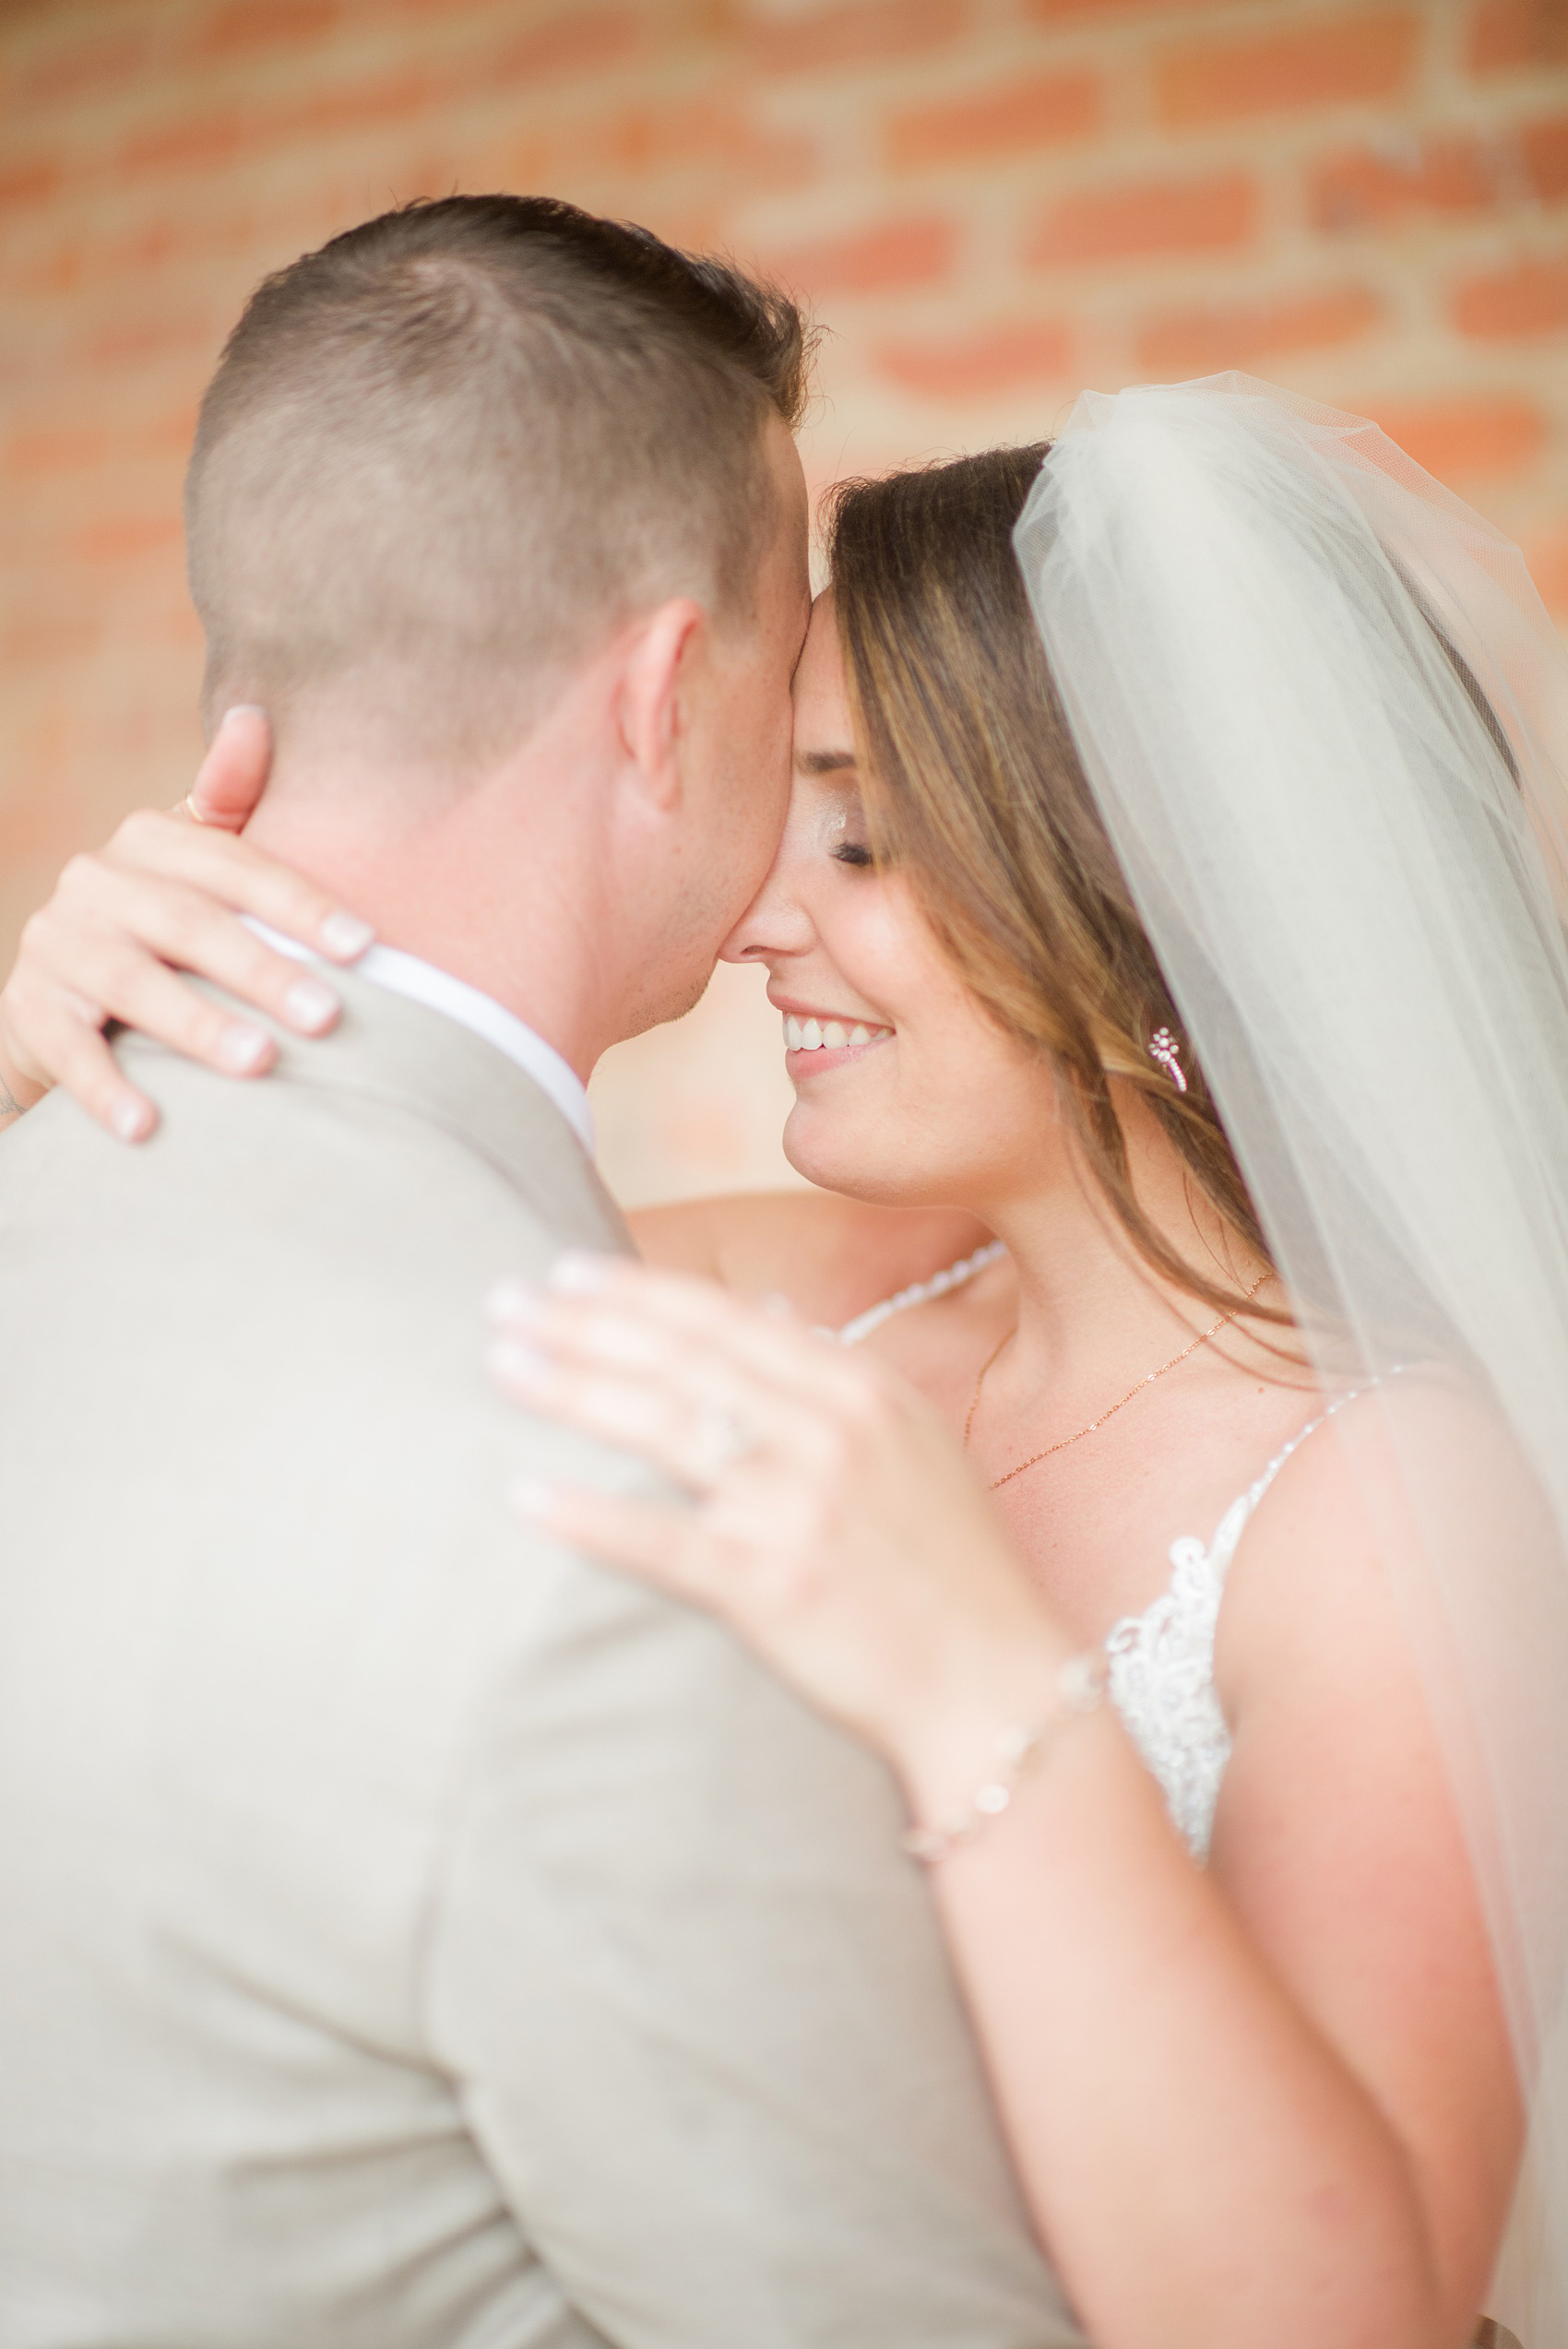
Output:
[5, 0, 1568, 1199]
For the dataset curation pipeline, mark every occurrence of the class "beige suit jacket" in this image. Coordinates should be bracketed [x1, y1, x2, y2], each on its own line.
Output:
[0, 971, 1086, 2349]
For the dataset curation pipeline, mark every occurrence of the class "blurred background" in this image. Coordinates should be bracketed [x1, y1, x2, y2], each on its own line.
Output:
[4, 0, 1567, 1204]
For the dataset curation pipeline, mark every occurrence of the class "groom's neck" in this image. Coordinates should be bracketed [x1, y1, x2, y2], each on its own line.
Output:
[244, 751, 611, 1083]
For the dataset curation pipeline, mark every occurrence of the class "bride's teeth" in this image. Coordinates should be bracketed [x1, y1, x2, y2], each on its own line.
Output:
[783, 1011, 892, 1053]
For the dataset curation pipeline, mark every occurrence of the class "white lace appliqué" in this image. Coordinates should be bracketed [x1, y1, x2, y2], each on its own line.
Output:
[1104, 1501, 1252, 1863]
[1103, 1382, 1387, 1861]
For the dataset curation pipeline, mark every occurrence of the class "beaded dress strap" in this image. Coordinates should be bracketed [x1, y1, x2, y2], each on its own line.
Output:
[832, 1240, 1007, 1348]
[1213, 1365, 1409, 1563]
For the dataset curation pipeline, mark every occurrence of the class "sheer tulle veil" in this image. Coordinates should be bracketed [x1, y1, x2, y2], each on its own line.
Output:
[1013, 375, 1568, 2338]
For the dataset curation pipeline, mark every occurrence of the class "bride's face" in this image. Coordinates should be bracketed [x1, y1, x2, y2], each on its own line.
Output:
[721, 595, 1063, 1208]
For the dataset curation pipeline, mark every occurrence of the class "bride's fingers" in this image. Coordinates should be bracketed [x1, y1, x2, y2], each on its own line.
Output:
[47, 931, 285, 1077]
[488, 1333, 810, 1493]
[41, 868, 344, 1046]
[106, 809, 374, 964]
[508, 1480, 727, 1608]
[487, 1292, 850, 1477]
[2, 988, 158, 1142]
[501, 1254, 876, 1418]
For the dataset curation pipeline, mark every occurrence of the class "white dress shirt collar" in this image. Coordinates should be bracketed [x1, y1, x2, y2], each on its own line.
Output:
[244, 920, 594, 1157]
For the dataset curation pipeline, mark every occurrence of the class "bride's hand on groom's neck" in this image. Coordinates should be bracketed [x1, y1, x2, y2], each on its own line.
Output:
[0, 706, 374, 1145]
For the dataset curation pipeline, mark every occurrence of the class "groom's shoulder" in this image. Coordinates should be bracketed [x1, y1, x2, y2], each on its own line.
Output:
[3, 979, 623, 1275]
[0, 998, 647, 1610]
[0, 998, 626, 1446]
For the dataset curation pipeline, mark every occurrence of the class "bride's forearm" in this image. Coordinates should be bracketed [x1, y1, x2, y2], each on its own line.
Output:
[902, 1703, 1449, 2349]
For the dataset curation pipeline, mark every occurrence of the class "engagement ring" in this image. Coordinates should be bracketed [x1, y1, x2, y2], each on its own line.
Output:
[691, 1406, 757, 1482]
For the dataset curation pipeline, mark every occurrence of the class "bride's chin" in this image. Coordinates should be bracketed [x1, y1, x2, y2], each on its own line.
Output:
[781, 1106, 915, 1205]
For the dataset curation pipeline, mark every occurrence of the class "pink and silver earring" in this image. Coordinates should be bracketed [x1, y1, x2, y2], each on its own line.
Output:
[1147, 1026, 1188, 1094]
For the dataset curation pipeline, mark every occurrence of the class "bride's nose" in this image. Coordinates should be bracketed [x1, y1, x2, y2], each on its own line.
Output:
[719, 833, 817, 965]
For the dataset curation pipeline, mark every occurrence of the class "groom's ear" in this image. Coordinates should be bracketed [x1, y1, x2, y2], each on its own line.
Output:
[613, 598, 706, 813]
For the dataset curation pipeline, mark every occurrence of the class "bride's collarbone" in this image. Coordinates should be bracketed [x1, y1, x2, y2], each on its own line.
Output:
[964, 1361, 1323, 1641]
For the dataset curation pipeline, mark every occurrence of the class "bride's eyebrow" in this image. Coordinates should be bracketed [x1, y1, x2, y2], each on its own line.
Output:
[795, 747, 858, 776]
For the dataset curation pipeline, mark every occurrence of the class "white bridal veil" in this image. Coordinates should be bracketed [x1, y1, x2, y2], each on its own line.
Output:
[1014, 375, 1568, 2340]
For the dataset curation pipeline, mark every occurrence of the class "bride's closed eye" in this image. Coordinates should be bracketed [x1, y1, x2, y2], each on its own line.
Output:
[817, 789, 877, 871]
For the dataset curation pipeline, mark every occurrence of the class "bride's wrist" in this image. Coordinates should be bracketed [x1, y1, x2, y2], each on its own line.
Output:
[885, 1618, 1097, 1830]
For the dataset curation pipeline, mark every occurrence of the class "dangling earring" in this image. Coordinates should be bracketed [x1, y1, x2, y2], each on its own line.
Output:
[1147, 1026, 1188, 1094]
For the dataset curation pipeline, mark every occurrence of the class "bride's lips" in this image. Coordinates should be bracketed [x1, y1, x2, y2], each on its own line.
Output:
[772, 998, 894, 1074]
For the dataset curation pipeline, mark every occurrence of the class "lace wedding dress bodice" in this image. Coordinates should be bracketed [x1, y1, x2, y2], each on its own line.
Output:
[1106, 1384, 1384, 1857]
[838, 1251, 1377, 1863]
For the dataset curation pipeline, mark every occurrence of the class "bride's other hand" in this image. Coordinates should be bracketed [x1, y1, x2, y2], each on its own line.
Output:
[488, 1253, 1072, 1789]
[0, 707, 374, 1144]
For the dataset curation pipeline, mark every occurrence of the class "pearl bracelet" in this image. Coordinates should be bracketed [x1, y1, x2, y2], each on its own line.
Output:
[899, 1650, 1109, 1866]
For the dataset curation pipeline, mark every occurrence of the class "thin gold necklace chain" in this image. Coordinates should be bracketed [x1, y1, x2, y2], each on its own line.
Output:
[963, 1270, 1272, 1493]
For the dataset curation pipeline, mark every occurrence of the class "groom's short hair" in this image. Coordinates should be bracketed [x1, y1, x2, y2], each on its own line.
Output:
[185, 195, 812, 765]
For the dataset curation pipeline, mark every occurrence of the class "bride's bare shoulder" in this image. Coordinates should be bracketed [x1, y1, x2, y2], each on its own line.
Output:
[1218, 1368, 1546, 1723]
[627, 1190, 993, 1330]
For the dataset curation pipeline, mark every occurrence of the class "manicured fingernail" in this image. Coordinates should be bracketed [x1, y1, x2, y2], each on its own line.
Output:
[486, 1279, 543, 1323]
[508, 1477, 558, 1520]
[549, 1252, 613, 1294]
[319, 911, 374, 960]
[488, 1336, 552, 1383]
[112, 1096, 154, 1142]
[218, 1024, 273, 1074]
[284, 977, 339, 1033]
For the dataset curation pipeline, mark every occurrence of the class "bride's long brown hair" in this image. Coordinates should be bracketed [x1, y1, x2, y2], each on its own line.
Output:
[825, 445, 1278, 1323]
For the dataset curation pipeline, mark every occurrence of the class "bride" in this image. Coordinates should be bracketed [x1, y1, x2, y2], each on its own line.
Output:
[5, 378, 1566, 2349]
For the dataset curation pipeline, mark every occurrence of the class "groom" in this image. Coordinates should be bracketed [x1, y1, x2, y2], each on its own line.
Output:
[0, 198, 1082, 2345]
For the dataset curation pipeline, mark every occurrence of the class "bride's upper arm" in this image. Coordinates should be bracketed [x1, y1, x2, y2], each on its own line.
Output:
[1210, 1382, 1532, 2311]
[625, 1197, 734, 1282]
[626, 1192, 835, 1289]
